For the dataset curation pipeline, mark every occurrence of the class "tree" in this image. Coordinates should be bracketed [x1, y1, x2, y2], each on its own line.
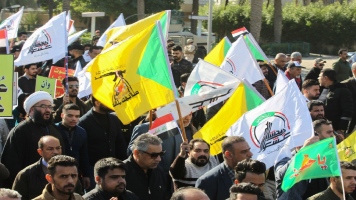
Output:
[137, 0, 145, 20]
[250, 0, 263, 42]
[191, 0, 199, 34]
[274, 0, 282, 43]
[62, 0, 70, 12]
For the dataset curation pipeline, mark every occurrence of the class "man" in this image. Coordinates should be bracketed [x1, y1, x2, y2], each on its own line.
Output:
[342, 62, 356, 134]
[1, 91, 65, 188]
[83, 158, 138, 200]
[78, 46, 103, 74]
[34, 155, 84, 200]
[83, 44, 91, 52]
[178, 73, 190, 96]
[235, 159, 266, 192]
[171, 45, 193, 88]
[124, 133, 167, 200]
[313, 119, 335, 141]
[308, 100, 325, 121]
[170, 187, 210, 200]
[0, 189, 22, 200]
[286, 54, 291, 62]
[196, 136, 253, 200]
[18, 63, 37, 94]
[307, 161, 356, 200]
[318, 68, 353, 134]
[16, 31, 27, 43]
[53, 76, 88, 123]
[88, 46, 103, 60]
[10, 45, 22, 60]
[267, 53, 288, 89]
[55, 104, 91, 189]
[92, 36, 100, 46]
[95, 30, 100, 36]
[12, 136, 62, 200]
[78, 96, 127, 189]
[332, 49, 352, 82]
[290, 52, 303, 64]
[302, 79, 320, 101]
[253, 62, 271, 100]
[184, 39, 196, 63]
[169, 139, 219, 190]
[285, 61, 305, 90]
[229, 183, 263, 200]
[69, 44, 86, 71]
[305, 58, 326, 81]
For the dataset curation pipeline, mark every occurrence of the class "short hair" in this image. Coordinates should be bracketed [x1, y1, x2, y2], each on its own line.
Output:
[24, 63, 37, 69]
[340, 161, 356, 170]
[61, 76, 79, 87]
[302, 79, 319, 91]
[275, 53, 286, 59]
[94, 157, 127, 179]
[172, 45, 182, 52]
[17, 31, 27, 37]
[62, 104, 80, 113]
[221, 136, 246, 159]
[83, 44, 92, 49]
[38, 136, 60, 150]
[291, 52, 302, 58]
[321, 68, 337, 82]
[132, 133, 162, 151]
[235, 159, 266, 182]
[47, 155, 78, 176]
[170, 187, 206, 200]
[189, 139, 210, 151]
[168, 43, 176, 48]
[338, 49, 348, 55]
[313, 119, 332, 134]
[91, 95, 98, 106]
[180, 73, 190, 84]
[89, 45, 103, 52]
[230, 183, 262, 199]
[0, 188, 22, 198]
[286, 54, 291, 57]
[307, 100, 324, 111]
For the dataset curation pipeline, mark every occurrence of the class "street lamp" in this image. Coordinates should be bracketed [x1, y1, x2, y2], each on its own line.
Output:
[82, 12, 105, 38]
[0, 5, 21, 22]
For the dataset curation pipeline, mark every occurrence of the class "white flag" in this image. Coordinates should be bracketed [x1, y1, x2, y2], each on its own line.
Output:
[275, 69, 289, 94]
[15, 12, 67, 66]
[66, 11, 76, 35]
[0, 7, 24, 39]
[221, 36, 265, 84]
[226, 80, 314, 168]
[96, 13, 126, 47]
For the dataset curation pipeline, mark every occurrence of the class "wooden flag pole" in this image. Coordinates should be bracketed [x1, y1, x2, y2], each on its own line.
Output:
[268, 63, 277, 76]
[263, 78, 274, 97]
[149, 110, 153, 129]
[175, 99, 188, 141]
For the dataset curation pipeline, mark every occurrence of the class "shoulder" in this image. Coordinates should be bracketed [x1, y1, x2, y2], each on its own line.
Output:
[198, 163, 224, 181]
[78, 110, 93, 122]
[306, 191, 326, 200]
[74, 193, 84, 200]
[125, 190, 140, 199]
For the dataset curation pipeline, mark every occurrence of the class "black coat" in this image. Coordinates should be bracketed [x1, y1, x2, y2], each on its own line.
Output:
[342, 78, 356, 132]
[0, 119, 65, 188]
[305, 67, 321, 82]
[77, 109, 127, 166]
[18, 76, 36, 94]
[124, 155, 168, 200]
[83, 185, 139, 200]
[52, 95, 88, 123]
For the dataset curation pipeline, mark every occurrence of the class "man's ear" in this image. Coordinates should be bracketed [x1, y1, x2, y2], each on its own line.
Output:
[95, 176, 101, 184]
[46, 174, 53, 184]
[133, 149, 140, 158]
[37, 148, 43, 157]
[61, 113, 64, 119]
[224, 151, 232, 160]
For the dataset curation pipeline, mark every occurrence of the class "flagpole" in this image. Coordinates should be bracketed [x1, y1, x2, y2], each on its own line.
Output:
[268, 63, 277, 76]
[149, 110, 153, 129]
[64, 12, 69, 94]
[175, 99, 188, 141]
[264, 78, 274, 96]
[334, 137, 346, 200]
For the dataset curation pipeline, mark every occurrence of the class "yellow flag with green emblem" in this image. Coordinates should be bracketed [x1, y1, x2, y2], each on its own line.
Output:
[204, 36, 231, 66]
[337, 130, 356, 162]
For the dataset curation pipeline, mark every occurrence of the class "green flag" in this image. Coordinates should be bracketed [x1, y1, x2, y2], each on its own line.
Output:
[35, 76, 56, 98]
[281, 137, 341, 192]
[244, 34, 270, 63]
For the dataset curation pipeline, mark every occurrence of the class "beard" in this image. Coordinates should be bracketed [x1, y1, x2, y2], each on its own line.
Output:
[33, 108, 53, 126]
[99, 103, 113, 113]
[53, 181, 75, 196]
[191, 155, 209, 167]
[102, 180, 126, 196]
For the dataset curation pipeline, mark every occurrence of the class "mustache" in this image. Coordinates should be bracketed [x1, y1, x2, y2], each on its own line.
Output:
[116, 183, 125, 188]
[198, 155, 208, 160]
[64, 184, 75, 188]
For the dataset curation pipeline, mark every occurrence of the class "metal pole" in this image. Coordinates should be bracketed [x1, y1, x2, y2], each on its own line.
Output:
[91, 16, 96, 38]
[207, 0, 213, 53]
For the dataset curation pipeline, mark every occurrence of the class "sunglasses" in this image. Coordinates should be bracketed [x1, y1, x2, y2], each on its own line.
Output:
[318, 64, 325, 66]
[68, 85, 79, 89]
[140, 150, 166, 159]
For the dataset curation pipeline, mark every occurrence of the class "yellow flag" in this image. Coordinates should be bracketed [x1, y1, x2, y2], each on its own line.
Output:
[88, 22, 176, 125]
[204, 36, 231, 66]
[337, 131, 356, 162]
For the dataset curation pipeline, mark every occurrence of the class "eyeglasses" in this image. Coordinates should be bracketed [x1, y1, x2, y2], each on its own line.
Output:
[68, 85, 79, 89]
[139, 150, 166, 159]
[318, 64, 325, 66]
[33, 104, 53, 110]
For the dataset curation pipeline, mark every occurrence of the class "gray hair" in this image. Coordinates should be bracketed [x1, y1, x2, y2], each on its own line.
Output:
[132, 133, 163, 151]
[291, 52, 302, 58]
[275, 53, 286, 59]
[221, 136, 246, 160]
[0, 188, 22, 199]
[170, 187, 207, 200]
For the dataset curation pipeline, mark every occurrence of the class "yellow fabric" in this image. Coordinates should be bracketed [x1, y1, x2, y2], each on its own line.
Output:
[204, 37, 227, 67]
[337, 130, 356, 162]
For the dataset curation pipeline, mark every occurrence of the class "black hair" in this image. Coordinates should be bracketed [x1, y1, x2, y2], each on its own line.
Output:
[83, 44, 92, 48]
[61, 76, 79, 88]
[47, 155, 78, 176]
[321, 68, 337, 82]
[302, 79, 320, 91]
[62, 104, 80, 113]
[180, 73, 190, 84]
[188, 138, 210, 151]
[94, 157, 127, 179]
[17, 31, 27, 37]
[24, 63, 37, 69]
[313, 119, 332, 134]
[222, 136, 246, 159]
[168, 43, 176, 48]
[307, 100, 324, 111]
[172, 45, 182, 52]
[91, 95, 98, 106]
[235, 159, 266, 182]
[230, 183, 262, 199]
[338, 49, 348, 55]
[89, 45, 103, 52]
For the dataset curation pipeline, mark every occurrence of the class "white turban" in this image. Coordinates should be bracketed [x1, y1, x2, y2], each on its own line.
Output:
[24, 91, 53, 113]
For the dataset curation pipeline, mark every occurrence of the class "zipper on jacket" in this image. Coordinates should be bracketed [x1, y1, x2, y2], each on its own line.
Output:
[148, 187, 151, 194]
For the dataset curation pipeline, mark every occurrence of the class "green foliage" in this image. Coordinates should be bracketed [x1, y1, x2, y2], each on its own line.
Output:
[21, 12, 39, 26]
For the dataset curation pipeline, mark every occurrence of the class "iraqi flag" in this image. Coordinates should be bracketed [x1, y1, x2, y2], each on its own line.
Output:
[0, 29, 9, 54]
[0, 7, 24, 39]
[149, 113, 182, 140]
[231, 27, 249, 38]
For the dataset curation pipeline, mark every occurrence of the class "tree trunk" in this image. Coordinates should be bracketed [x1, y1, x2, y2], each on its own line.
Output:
[1, 0, 6, 10]
[48, 0, 53, 19]
[137, 0, 145, 20]
[250, 0, 263, 43]
[191, 0, 199, 34]
[303, 0, 310, 5]
[62, 0, 71, 12]
[273, 0, 282, 43]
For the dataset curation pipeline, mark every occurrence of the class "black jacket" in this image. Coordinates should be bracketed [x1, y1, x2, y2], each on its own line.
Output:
[305, 67, 321, 81]
[77, 109, 127, 165]
[342, 78, 356, 132]
[124, 155, 168, 200]
[53, 95, 88, 123]
[70, 55, 86, 70]
[171, 59, 193, 88]
[83, 185, 139, 200]
[1, 119, 65, 188]
[324, 82, 354, 131]
[18, 76, 36, 94]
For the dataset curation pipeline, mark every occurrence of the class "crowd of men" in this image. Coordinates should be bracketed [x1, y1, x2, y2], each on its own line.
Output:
[0, 31, 356, 200]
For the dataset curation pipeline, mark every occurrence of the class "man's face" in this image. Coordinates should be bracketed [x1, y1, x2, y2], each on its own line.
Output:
[234, 193, 258, 200]
[38, 138, 62, 162]
[315, 63, 325, 70]
[340, 51, 348, 60]
[310, 105, 324, 121]
[14, 51, 20, 59]
[19, 33, 27, 41]
[275, 57, 287, 68]
[318, 73, 326, 87]
[136, 144, 163, 170]
[317, 124, 334, 141]
[189, 142, 210, 167]
[31, 100, 53, 122]
[260, 66, 268, 77]
[230, 142, 253, 167]
[50, 166, 78, 195]
[98, 168, 126, 196]
[183, 113, 192, 127]
[93, 39, 98, 45]
[68, 81, 79, 98]
[172, 50, 183, 61]
[286, 55, 291, 62]
[62, 109, 80, 129]
[95, 31, 100, 36]
[242, 172, 266, 191]
[292, 56, 302, 64]
[305, 85, 320, 100]
[335, 169, 356, 194]
[84, 46, 91, 51]
[288, 67, 302, 78]
[25, 65, 37, 77]
[89, 49, 102, 59]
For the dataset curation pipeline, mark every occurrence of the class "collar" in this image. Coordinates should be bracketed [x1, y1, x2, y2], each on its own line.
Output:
[42, 159, 48, 167]
[42, 184, 76, 200]
[24, 74, 35, 80]
[58, 122, 77, 131]
[95, 184, 126, 199]
[224, 162, 236, 183]
[338, 58, 348, 63]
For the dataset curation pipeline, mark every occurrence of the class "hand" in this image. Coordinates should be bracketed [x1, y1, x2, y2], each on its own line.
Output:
[63, 94, 70, 105]
[83, 177, 90, 189]
[179, 141, 189, 158]
[178, 89, 184, 98]
[302, 136, 320, 149]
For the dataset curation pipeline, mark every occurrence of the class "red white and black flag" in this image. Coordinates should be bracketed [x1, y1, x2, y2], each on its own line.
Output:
[0, 29, 9, 54]
[149, 113, 182, 140]
[231, 27, 249, 38]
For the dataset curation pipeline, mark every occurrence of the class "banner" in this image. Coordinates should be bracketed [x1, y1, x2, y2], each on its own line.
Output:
[97, 13, 126, 47]
[0, 55, 14, 118]
[49, 66, 75, 97]
[35, 76, 56, 98]
[0, 7, 24, 39]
